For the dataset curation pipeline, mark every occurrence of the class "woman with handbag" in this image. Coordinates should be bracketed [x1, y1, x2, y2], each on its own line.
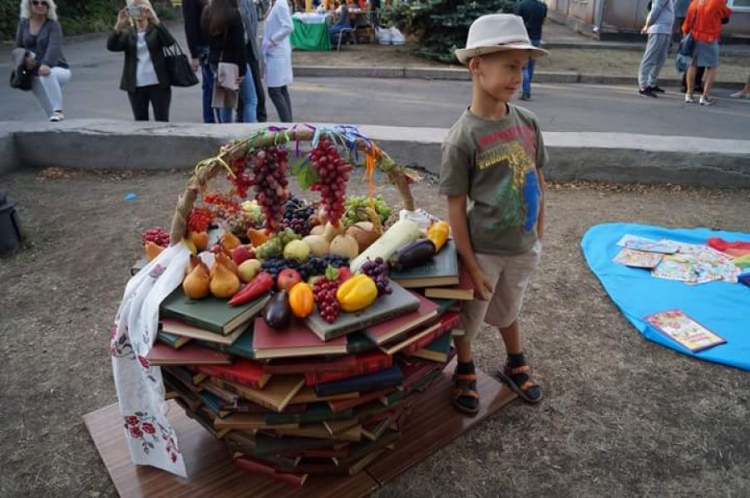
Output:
[202, 0, 257, 123]
[682, 0, 731, 105]
[14, 0, 71, 122]
[108, 0, 177, 121]
[263, 0, 294, 122]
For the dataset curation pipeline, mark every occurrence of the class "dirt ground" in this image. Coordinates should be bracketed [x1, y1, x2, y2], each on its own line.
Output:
[1, 167, 750, 498]
[293, 44, 750, 83]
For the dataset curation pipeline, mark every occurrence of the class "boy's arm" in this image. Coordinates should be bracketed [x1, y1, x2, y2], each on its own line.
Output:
[536, 168, 545, 242]
[447, 195, 493, 301]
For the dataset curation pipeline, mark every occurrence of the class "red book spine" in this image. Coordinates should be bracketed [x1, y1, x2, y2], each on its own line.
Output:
[263, 355, 358, 375]
[400, 313, 459, 357]
[196, 364, 263, 390]
[305, 353, 393, 385]
[235, 457, 306, 488]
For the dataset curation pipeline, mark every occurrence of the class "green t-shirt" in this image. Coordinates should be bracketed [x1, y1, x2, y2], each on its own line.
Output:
[438, 105, 548, 256]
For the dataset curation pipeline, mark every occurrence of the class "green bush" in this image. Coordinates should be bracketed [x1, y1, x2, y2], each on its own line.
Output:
[1, 0, 177, 41]
[385, 0, 516, 64]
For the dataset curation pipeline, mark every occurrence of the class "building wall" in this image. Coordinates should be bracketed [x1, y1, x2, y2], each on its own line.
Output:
[544, 0, 750, 38]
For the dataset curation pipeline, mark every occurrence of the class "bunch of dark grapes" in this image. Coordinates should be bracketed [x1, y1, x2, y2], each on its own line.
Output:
[141, 227, 170, 247]
[313, 276, 341, 324]
[280, 195, 315, 236]
[260, 255, 349, 281]
[309, 139, 353, 227]
[245, 146, 289, 232]
[321, 254, 349, 268]
[360, 257, 392, 296]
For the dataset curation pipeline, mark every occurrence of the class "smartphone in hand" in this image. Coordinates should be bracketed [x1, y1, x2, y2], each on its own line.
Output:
[126, 4, 144, 17]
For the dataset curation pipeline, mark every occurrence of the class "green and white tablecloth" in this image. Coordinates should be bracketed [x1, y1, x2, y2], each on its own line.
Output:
[291, 17, 331, 51]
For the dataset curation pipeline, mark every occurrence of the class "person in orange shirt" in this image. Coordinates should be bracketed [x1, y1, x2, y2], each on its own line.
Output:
[682, 0, 731, 105]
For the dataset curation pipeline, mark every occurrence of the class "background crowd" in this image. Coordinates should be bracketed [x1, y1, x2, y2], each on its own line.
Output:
[10, 0, 750, 122]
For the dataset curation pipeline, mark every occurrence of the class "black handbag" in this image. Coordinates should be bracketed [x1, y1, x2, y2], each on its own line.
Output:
[163, 42, 199, 88]
[678, 7, 698, 57]
[10, 65, 34, 91]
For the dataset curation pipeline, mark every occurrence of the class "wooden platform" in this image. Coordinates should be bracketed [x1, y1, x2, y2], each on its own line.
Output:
[84, 366, 516, 497]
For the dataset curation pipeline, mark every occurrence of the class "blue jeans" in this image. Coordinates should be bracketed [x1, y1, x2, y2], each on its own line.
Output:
[213, 64, 258, 124]
[522, 39, 541, 97]
[198, 46, 216, 123]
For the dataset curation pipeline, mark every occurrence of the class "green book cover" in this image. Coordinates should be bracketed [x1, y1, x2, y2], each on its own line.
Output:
[265, 403, 354, 426]
[160, 286, 270, 335]
[389, 239, 459, 287]
[304, 283, 421, 341]
[412, 332, 452, 362]
[195, 323, 256, 359]
[254, 433, 345, 457]
[156, 331, 192, 349]
[335, 430, 400, 467]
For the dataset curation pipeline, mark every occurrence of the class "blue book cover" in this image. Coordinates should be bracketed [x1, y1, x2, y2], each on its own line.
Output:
[314, 364, 403, 397]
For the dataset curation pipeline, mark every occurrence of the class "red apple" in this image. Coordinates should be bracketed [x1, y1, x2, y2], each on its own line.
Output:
[277, 268, 302, 291]
[232, 244, 255, 266]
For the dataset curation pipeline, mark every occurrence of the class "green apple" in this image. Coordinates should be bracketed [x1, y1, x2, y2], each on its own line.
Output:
[238, 259, 262, 283]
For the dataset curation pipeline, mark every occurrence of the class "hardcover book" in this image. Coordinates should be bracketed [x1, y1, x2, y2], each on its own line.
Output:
[304, 282, 421, 341]
[160, 286, 270, 335]
[363, 292, 439, 346]
[424, 263, 475, 301]
[145, 342, 232, 366]
[160, 318, 248, 346]
[235, 456, 308, 488]
[194, 358, 270, 390]
[194, 324, 256, 358]
[314, 364, 403, 397]
[156, 331, 192, 349]
[411, 332, 452, 362]
[643, 309, 727, 352]
[395, 312, 460, 357]
[389, 239, 459, 288]
[210, 374, 305, 413]
[304, 351, 393, 386]
[253, 318, 349, 359]
[262, 355, 358, 375]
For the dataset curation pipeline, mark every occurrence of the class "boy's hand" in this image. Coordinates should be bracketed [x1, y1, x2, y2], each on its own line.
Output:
[469, 267, 493, 301]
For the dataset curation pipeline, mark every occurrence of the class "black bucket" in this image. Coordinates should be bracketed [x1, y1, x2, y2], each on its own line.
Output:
[0, 191, 24, 254]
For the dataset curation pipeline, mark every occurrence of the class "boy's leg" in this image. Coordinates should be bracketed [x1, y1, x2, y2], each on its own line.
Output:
[485, 241, 543, 403]
[451, 254, 503, 416]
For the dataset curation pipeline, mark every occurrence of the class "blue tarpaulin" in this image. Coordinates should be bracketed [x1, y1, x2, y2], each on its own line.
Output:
[581, 223, 750, 370]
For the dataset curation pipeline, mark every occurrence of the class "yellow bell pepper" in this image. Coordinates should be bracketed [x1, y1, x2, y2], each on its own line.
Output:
[335, 274, 378, 312]
[427, 221, 450, 252]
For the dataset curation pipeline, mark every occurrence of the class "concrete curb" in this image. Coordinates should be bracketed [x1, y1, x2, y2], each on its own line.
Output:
[292, 65, 743, 89]
[2, 120, 750, 188]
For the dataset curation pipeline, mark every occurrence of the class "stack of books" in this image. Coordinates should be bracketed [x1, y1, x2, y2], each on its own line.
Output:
[148, 276, 463, 487]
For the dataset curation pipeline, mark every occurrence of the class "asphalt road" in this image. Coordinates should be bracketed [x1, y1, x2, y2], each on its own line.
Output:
[2, 28, 749, 139]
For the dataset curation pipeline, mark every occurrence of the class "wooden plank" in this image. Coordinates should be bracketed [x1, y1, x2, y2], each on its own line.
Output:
[83, 402, 378, 498]
[364, 364, 517, 485]
[83, 364, 515, 497]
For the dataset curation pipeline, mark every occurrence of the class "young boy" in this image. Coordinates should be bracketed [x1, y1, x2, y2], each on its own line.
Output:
[439, 14, 548, 415]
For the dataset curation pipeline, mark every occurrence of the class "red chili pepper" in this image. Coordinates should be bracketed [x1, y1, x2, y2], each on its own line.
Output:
[228, 272, 274, 307]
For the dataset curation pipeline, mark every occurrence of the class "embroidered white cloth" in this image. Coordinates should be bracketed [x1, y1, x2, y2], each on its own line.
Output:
[110, 243, 191, 477]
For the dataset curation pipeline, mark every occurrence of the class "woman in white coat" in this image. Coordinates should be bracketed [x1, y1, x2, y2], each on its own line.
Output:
[263, 0, 294, 122]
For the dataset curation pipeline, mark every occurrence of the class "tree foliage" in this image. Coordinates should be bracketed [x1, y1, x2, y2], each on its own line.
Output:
[385, 0, 516, 64]
[1, 0, 176, 41]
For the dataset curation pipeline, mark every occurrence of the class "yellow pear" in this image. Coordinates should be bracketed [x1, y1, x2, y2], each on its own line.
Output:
[183, 263, 210, 299]
[221, 232, 242, 252]
[144, 241, 164, 262]
[210, 259, 240, 299]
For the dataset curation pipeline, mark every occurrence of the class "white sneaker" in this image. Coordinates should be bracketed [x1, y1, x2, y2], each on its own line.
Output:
[730, 91, 749, 99]
[699, 96, 715, 106]
[685, 94, 695, 104]
[49, 111, 64, 122]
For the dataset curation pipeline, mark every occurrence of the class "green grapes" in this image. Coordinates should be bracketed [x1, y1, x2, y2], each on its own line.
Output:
[342, 195, 392, 228]
[254, 228, 301, 260]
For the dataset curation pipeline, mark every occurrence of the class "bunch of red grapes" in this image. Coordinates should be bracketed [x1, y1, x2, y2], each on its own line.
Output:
[245, 147, 289, 233]
[309, 139, 353, 227]
[313, 276, 340, 324]
[141, 227, 170, 247]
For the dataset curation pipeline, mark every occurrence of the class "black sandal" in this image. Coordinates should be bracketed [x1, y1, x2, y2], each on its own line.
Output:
[451, 372, 480, 416]
[495, 364, 543, 404]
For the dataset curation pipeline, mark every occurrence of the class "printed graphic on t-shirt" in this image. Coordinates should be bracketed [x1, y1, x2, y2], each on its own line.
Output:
[476, 126, 540, 233]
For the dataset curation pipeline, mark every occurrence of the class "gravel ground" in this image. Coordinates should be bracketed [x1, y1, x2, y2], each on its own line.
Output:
[1, 167, 749, 497]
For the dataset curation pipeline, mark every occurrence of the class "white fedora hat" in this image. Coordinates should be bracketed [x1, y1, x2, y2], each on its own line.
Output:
[455, 14, 548, 65]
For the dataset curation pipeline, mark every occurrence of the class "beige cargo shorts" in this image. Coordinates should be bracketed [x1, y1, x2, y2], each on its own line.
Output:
[458, 240, 542, 342]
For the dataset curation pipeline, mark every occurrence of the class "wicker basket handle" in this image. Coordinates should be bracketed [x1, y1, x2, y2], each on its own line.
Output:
[170, 128, 415, 244]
